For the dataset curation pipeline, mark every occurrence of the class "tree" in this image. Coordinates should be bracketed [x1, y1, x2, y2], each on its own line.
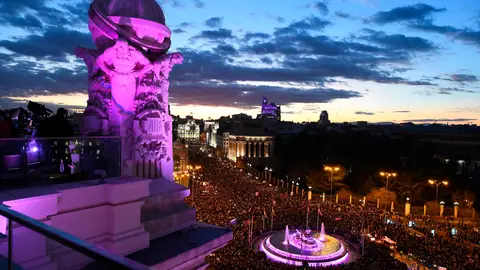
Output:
[366, 187, 397, 206]
[394, 172, 426, 204]
[306, 165, 346, 192]
[452, 190, 476, 208]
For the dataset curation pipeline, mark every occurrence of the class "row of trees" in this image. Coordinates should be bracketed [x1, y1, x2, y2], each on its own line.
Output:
[269, 130, 479, 209]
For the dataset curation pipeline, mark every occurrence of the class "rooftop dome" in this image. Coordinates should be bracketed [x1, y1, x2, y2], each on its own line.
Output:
[94, 0, 166, 25]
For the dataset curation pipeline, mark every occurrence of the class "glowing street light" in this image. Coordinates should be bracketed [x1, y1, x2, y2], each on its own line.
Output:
[428, 179, 448, 216]
[379, 171, 397, 211]
[324, 166, 340, 202]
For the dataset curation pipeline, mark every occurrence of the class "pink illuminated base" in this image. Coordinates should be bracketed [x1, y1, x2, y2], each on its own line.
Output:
[258, 230, 355, 267]
[260, 237, 350, 267]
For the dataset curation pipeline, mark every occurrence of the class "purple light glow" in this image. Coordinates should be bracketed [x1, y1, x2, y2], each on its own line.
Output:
[265, 237, 346, 261]
[260, 237, 350, 267]
[287, 229, 324, 252]
[28, 140, 39, 153]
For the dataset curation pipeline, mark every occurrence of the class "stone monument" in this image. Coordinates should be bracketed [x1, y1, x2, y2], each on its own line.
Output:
[76, 0, 182, 180]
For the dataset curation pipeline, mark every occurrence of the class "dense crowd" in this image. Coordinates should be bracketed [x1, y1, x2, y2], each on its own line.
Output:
[184, 149, 480, 269]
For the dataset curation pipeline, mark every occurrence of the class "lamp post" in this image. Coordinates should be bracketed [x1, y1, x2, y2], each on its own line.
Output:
[379, 171, 396, 211]
[269, 168, 273, 182]
[428, 179, 448, 216]
[324, 166, 340, 202]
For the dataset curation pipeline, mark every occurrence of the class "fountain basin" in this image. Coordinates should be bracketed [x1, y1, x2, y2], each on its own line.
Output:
[257, 230, 357, 267]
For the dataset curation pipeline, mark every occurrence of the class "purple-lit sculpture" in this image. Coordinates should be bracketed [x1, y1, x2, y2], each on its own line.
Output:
[76, 0, 183, 179]
[259, 224, 357, 267]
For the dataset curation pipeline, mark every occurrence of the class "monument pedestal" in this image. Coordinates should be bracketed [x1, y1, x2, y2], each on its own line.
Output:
[0, 177, 232, 270]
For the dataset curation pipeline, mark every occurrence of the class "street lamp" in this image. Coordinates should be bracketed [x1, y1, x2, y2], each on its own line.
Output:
[325, 166, 340, 202]
[379, 172, 396, 211]
[428, 179, 448, 216]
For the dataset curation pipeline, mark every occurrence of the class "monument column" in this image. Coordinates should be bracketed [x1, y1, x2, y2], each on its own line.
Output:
[246, 142, 250, 157]
[242, 141, 246, 157]
[253, 142, 257, 157]
[79, 4, 182, 180]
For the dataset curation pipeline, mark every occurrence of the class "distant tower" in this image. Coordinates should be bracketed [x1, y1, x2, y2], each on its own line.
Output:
[319, 111, 329, 125]
[260, 97, 281, 121]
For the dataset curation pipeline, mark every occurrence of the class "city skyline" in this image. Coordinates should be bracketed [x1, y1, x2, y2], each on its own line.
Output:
[0, 0, 479, 124]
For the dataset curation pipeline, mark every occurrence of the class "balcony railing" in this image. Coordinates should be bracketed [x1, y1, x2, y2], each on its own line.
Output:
[0, 137, 121, 190]
[0, 204, 149, 270]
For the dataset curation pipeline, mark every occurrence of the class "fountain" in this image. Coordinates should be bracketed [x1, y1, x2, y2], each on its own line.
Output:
[258, 224, 357, 267]
[283, 225, 289, 245]
[319, 223, 326, 242]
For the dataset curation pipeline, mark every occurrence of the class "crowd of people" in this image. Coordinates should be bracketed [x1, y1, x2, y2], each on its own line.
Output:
[0, 107, 73, 139]
[185, 148, 480, 269]
[0, 107, 75, 177]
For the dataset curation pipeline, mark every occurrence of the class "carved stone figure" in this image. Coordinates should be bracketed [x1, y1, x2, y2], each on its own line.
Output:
[96, 39, 152, 113]
[153, 52, 184, 79]
[75, 47, 101, 78]
[151, 52, 184, 111]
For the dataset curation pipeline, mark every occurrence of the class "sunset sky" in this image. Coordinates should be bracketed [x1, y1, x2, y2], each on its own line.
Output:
[0, 0, 479, 124]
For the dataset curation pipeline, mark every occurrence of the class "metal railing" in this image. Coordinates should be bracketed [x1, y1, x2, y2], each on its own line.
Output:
[0, 136, 122, 190]
[0, 204, 150, 270]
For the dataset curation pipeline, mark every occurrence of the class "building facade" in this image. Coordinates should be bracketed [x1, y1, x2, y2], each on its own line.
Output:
[177, 116, 202, 143]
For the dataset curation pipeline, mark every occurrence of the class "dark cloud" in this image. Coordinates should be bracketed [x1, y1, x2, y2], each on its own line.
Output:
[409, 21, 480, 47]
[160, 0, 204, 8]
[404, 118, 476, 123]
[205, 17, 222, 28]
[369, 4, 445, 25]
[313, 1, 329, 15]
[275, 16, 286, 23]
[0, 53, 86, 101]
[159, 0, 183, 8]
[194, 0, 205, 8]
[243, 32, 270, 41]
[179, 22, 193, 27]
[355, 111, 375, 115]
[0, 0, 46, 14]
[449, 74, 478, 82]
[60, 0, 90, 27]
[0, 14, 44, 30]
[0, 0, 86, 29]
[260, 57, 273, 65]
[335, 12, 355, 20]
[214, 44, 238, 56]
[194, 28, 234, 40]
[173, 28, 186, 34]
[169, 82, 361, 107]
[0, 27, 93, 60]
[438, 87, 476, 95]
[0, 1, 463, 112]
[393, 110, 410, 113]
[280, 16, 331, 33]
[361, 29, 438, 52]
[174, 48, 423, 87]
